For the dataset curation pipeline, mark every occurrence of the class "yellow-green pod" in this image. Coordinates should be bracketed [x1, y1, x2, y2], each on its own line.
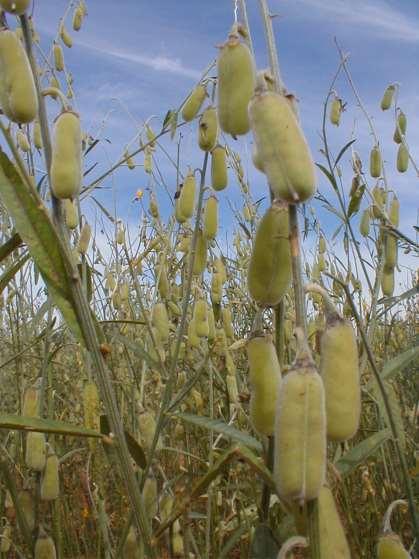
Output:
[33, 120, 43, 149]
[329, 96, 342, 126]
[0, 29, 38, 123]
[397, 144, 409, 173]
[372, 185, 386, 219]
[17, 130, 30, 152]
[50, 111, 82, 199]
[157, 259, 170, 300]
[124, 525, 143, 559]
[192, 229, 207, 275]
[182, 83, 207, 122]
[178, 172, 196, 219]
[72, 6, 84, 31]
[214, 256, 227, 283]
[139, 410, 160, 451]
[370, 146, 382, 178]
[34, 532, 57, 559]
[172, 523, 184, 557]
[175, 197, 187, 224]
[247, 201, 291, 307]
[248, 83, 316, 203]
[0, 521, 11, 552]
[25, 431, 46, 471]
[152, 302, 170, 342]
[207, 303, 215, 342]
[381, 266, 394, 297]
[149, 192, 159, 218]
[226, 373, 239, 405]
[217, 32, 255, 136]
[246, 333, 281, 436]
[0, 0, 30, 14]
[211, 145, 228, 191]
[198, 106, 218, 151]
[40, 447, 60, 501]
[53, 42, 64, 72]
[318, 485, 351, 558]
[203, 195, 218, 240]
[359, 209, 370, 237]
[77, 222, 91, 254]
[116, 223, 125, 244]
[252, 145, 264, 173]
[22, 379, 41, 417]
[380, 84, 395, 111]
[142, 476, 158, 521]
[274, 333, 326, 504]
[177, 232, 191, 253]
[222, 306, 234, 339]
[211, 271, 223, 304]
[193, 298, 209, 338]
[318, 235, 326, 254]
[64, 198, 79, 229]
[384, 233, 398, 269]
[187, 318, 200, 348]
[377, 533, 410, 559]
[393, 110, 407, 144]
[320, 306, 360, 442]
[83, 381, 100, 432]
[60, 24, 73, 48]
[17, 490, 35, 531]
[389, 195, 399, 227]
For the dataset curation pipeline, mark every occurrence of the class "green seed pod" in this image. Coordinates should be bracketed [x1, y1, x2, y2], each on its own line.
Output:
[389, 195, 400, 227]
[198, 106, 218, 151]
[246, 333, 281, 436]
[193, 298, 209, 338]
[396, 143, 409, 173]
[203, 195, 218, 240]
[64, 199, 79, 230]
[381, 266, 394, 297]
[60, 24, 73, 48]
[187, 318, 200, 348]
[274, 331, 326, 504]
[0, 0, 30, 14]
[372, 185, 386, 219]
[377, 533, 410, 559]
[22, 379, 41, 417]
[83, 381, 100, 432]
[359, 209, 370, 237]
[124, 525, 143, 559]
[17, 129, 30, 152]
[178, 172, 196, 220]
[0, 521, 11, 552]
[116, 223, 125, 244]
[182, 83, 207, 122]
[318, 235, 326, 254]
[25, 431, 46, 471]
[222, 306, 234, 339]
[77, 222, 91, 254]
[380, 84, 396, 111]
[384, 233, 398, 269]
[211, 144, 228, 191]
[248, 201, 291, 307]
[320, 304, 360, 442]
[0, 29, 38, 123]
[152, 302, 170, 342]
[217, 32, 255, 136]
[142, 476, 158, 521]
[40, 447, 60, 500]
[226, 373, 239, 405]
[318, 485, 351, 558]
[53, 42, 64, 72]
[329, 96, 342, 126]
[211, 271, 223, 304]
[248, 82, 316, 203]
[17, 489, 35, 531]
[192, 229, 207, 276]
[149, 192, 159, 218]
[34, 531, 57, 559]
[157, 258, 170, 300]
[139, 411, 161, 452]
[50, 111, 82, 199]
[72, 6, 84, 31]
[172, 524, 184, 557]
[214, 257, 227, 283]
[33, 120, 42, 149]
[393, 110, 407, 144]
[370, 146, 382, 178]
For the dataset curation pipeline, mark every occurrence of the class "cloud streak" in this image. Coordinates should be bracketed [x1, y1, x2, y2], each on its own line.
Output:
[286, 0, 419, 42]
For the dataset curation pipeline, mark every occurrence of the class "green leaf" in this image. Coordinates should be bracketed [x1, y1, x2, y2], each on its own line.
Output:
[219, 523, 249, 559]
[249, 524, 279, 559]
[0, 152, 84, 342]
[334, 139, 357, 168]
[381, 346, 419, 382]
[0, 414, 102, 438]
[100, 415, 146, 469]
[0, 252, 30, 294]
[371, 382, 406, 451]
[175, 413, 263, 452]
[316, 163, 338, 192]
[335, 429, 390, 477]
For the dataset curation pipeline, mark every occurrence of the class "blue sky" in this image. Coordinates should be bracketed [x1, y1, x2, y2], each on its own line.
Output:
[24, 0, 419, 291]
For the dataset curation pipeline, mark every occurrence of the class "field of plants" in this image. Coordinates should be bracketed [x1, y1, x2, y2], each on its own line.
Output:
[0, 0, 417, 557]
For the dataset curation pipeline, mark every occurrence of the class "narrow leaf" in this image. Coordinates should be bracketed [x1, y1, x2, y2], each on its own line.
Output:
[0, 232, 23, 262]
[335, 429, 390, 477]
[249, 524, 279, 559]
[0, 414, 102, 438]
[334, 138, 357, 168]
[0, 252, 30, 294]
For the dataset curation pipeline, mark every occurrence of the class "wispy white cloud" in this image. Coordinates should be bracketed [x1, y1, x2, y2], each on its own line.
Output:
[286, 0, 419, 42]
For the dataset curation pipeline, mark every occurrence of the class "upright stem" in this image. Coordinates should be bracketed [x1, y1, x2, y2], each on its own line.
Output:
[258, 0, 284, 92]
